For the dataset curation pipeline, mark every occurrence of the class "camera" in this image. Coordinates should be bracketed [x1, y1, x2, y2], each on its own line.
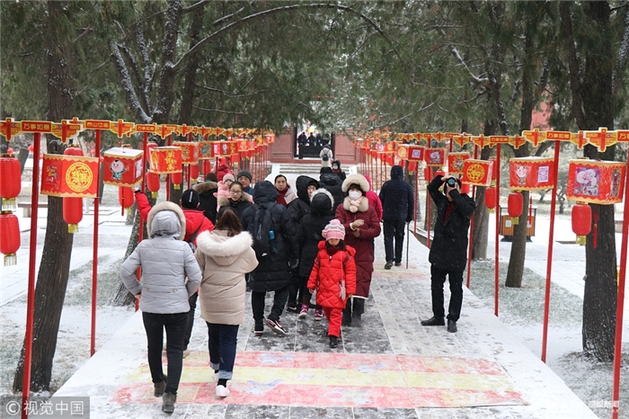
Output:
[446, 177, 458, 188]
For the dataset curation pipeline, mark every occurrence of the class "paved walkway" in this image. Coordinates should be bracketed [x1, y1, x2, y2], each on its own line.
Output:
[54, 228, 596, 418]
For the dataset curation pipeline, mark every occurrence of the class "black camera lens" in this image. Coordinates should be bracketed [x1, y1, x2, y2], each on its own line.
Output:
[446, 178, 457, 187]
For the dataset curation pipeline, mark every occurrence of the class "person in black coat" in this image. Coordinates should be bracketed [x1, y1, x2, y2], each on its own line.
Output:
[421, 175, 475, 333]
[286, 175, 319, 312]
[241, 181, 298, 336]
[216, 181, 253, 223]
[193, 175, 219, 224]
[379, 165, 414, 269]
[319, 168, 345, 213]
[331, 160, 347, 181]
[295, 189, 335, 318]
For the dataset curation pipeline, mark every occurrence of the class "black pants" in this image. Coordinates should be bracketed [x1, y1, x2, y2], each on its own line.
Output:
[430, 265, 463, 322]
[343, 297, 365, 317]
[183, 292, 198, 350]
[287, 272, 301, 310]
[383, 218, 406, 264]
[251, 285, 289, 323]
[142, 311, 188, 395]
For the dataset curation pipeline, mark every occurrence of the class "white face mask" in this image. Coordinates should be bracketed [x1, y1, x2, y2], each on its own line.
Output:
[348, 190, 362, 200]
[332, 166, 338, 170]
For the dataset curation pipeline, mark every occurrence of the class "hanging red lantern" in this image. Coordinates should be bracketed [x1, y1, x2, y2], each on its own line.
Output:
[202, 160, 212, 177]
[490, 157, 498, 181]
[423, 167, 432, 181]
[408, 161, 417, 173]
[460, 182, 470, 195]
[171, 171, 183, 190]
[0, 211, 20, 265]
[0, 154, 21, 210]
[147, 171, 160, 198]
[119, 186, 134, 215]
[7, 147, 13, 154]
[572, 203, 592, 245]
[63, 145, 84, 233]
[485, 186, 497, 213]
[508, 192, 523, 225]
[189, 163, 199, 183]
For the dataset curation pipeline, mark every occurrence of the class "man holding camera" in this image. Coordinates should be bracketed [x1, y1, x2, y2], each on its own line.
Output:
[421, 175, 475, 333]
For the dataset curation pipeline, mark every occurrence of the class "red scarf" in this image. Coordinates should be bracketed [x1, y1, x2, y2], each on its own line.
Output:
[276, 188, 288, 206]
[444, 202, 455, 222]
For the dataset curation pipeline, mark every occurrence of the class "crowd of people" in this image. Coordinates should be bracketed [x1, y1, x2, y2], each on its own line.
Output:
[119, 158, 474, 413]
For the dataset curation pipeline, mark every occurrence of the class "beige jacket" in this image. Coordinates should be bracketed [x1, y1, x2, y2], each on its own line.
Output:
[195, 229, 258, 325]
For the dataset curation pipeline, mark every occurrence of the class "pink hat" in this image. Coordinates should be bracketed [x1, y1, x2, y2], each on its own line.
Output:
[222, 172, 235, 182]
[322, 219, 345, 240]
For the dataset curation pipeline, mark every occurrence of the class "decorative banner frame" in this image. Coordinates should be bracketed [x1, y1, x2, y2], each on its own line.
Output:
[509, 157, 555, 191]
[567, 159, 626, 204]
[41, 154, 99, 198]
[461, 159, 493, 187]
[102, 147, 144, 187]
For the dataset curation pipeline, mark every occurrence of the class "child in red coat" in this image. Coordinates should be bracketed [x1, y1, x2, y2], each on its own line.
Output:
[308, 220, 357, 348]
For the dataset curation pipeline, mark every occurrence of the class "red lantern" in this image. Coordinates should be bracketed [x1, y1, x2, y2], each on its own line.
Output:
[63, 145, 84, 233]
[0, 211, 20, 265]
[189, 163, 199, 183]
[147, 171, 160, 198]
[424, 167, 432, 181]
[202, 160, 213, 177]
[171, 171, 183, 190]
[572, 203, 592, 245]
[485, 186, 497, 212]
[408, 161, 417, 173]
[0, 154, 21, 210]
[460, 182, 470, 195]
[119, 187, 134, 215]
[7, 147, 13, 154]
[508, 192, 523, 225]
[490, 157, 498, 181]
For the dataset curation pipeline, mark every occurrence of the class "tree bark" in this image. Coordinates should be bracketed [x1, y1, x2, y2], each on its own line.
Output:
[13, 0, 74, 393]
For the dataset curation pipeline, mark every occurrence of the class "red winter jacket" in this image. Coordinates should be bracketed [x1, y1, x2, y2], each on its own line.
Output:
[135, 191, 214, 246]
[308, 241, 357, 309]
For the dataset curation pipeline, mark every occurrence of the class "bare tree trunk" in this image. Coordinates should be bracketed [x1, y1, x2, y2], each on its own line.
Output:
[13, 0, 74, 392]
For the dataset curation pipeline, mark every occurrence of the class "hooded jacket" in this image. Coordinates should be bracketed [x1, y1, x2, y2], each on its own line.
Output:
[319, 172, 345, 213]
[428, 176, 476, 271]
[120, 202, 202, 314]
[287, 175, 318, 225]
[195, 229, 258, 325]
[193, 180, 218, 224]
[379, 165, 415, 222]
[335, 193, 381, 298]
[308, 242, 357, 309]
[296, 188, 335, 278]
[240, 181, 298, 292]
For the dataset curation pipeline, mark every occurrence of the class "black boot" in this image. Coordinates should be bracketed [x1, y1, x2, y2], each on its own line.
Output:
[329, 336, 338, 348]
[421, 316, 445, 326]
[342, 307, 352, 326]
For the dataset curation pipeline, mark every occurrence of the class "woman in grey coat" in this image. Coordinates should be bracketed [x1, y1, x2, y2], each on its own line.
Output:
[120, 202, 202, 414]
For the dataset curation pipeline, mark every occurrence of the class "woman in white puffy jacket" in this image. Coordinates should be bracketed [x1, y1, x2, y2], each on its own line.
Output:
[120, 202, 202, 414]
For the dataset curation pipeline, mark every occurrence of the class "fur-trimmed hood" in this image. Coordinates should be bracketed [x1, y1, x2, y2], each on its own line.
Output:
[196, 230, 254, 266]
[310, 188, 334, 215]
[342, 195, 369, 213]
[342, 174, 370, 193]
[217, 191, 252, 207]
[146, 201, 186, 240]
[193, 180, 218, 194]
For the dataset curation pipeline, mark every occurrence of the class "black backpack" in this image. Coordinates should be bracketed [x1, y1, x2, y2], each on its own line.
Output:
[322, 152, 329, 162]
[186, 224, 202, 252]
[248, 203, 276, 258]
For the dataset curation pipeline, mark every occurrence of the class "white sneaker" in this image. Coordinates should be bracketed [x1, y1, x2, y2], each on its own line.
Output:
[216, 384, 230, 398]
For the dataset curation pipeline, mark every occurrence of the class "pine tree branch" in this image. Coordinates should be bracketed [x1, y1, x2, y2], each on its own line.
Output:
[199, 84, 267, 98]
[451, 46, 489, 84]
[135, 20, 153, 114]
[118, 42, 147, 111]
[559, 2, 587, 129]
[612, 5, 629, 96]
[182, 0, 209, 14]
[193, 106, 245, 115]
[109, 42, 152, 124]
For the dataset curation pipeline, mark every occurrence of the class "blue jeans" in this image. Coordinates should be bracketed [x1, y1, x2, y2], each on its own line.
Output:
[142, 311, 187, 395]
[206, 323, 239, 380]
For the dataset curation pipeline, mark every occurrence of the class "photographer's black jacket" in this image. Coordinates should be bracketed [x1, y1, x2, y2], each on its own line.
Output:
[427, 176, 476, 272]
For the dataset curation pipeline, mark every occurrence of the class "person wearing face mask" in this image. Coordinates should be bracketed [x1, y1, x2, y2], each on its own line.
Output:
[334, 174, 381, 327]
[331, 160, 346, 181]
[421, 175, 475, 333]
[275, 174, 297, 207]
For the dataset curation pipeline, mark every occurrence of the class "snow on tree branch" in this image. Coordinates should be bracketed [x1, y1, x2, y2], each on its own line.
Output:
[109, 42, 151, 124]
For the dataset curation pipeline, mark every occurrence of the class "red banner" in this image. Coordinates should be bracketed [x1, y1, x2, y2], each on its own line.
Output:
[41, 154, 99, 198]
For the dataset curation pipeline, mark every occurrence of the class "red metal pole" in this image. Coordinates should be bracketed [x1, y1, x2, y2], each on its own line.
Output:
[466, 145, 479, 289]
[427, 167, 432, 248]
[21, 133, 41, 419]
[611, 150, 629, 419]
[494, 144, 501, 317]
[135, 133, 149, 313]
[414, 169, 418, 236]
[90, 130, 101, 356]
[541, 141, 561, 363]
[166, 133, 171, 202]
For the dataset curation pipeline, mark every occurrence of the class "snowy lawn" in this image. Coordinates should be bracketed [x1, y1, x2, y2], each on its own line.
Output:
[469, 259, 629, 418]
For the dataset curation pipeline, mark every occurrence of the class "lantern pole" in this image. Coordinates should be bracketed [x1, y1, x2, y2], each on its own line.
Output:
[135, 133, 149, 313]
[611, 149, 629, 419]
[466, 144, 479, 289]
[541, 141, 561, 363]
[494, 144, 501, 317]
[426, 166, 432, 248]
[414, 168, 418, 236]
[187, 132, 192, 190]
[21, 132, 41, 419]
[90, 130, 101, 356]
[166, 133, 172, 202]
